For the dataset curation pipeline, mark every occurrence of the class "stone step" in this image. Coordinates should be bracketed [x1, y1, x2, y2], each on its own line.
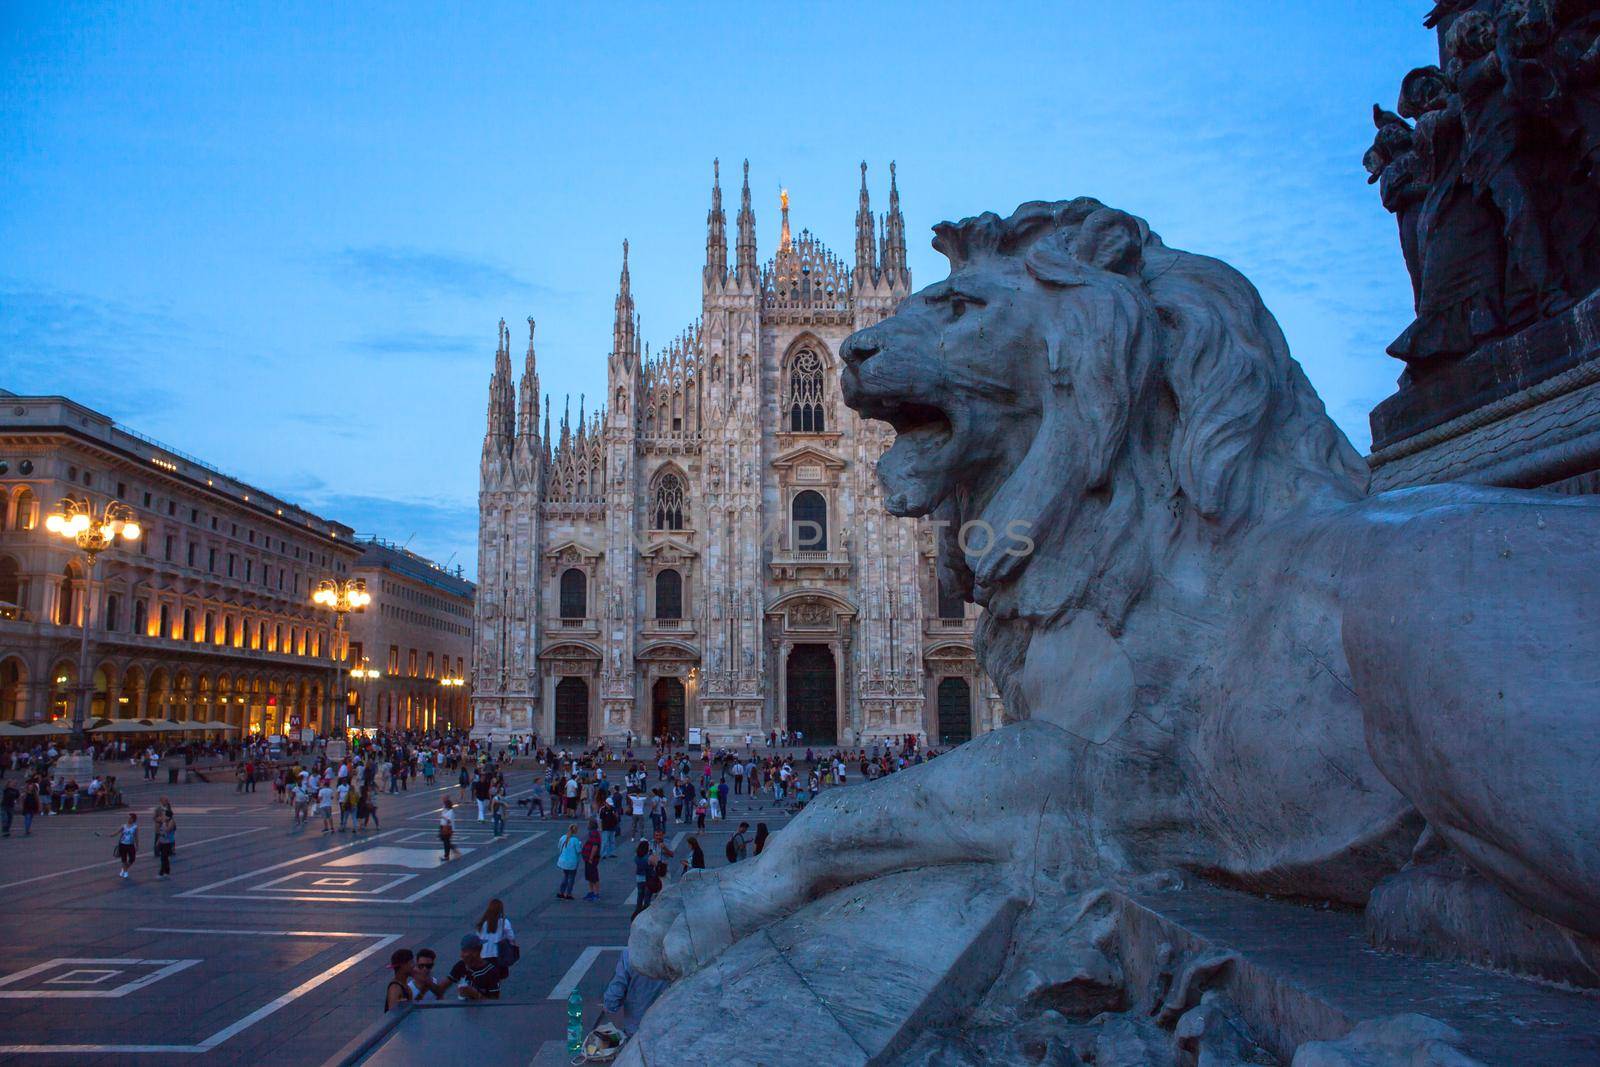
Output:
[619, 864, 1023, 1066]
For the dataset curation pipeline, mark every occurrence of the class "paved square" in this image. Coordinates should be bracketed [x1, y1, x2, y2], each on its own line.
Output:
[0, 761, 813, 1062]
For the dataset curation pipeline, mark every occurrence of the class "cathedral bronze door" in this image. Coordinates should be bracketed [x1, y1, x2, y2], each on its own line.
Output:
[555, 677, 589, 744]
[652, 677, 686, 744]
[786, 644, 837, 745]
[937, 676, 972, 745]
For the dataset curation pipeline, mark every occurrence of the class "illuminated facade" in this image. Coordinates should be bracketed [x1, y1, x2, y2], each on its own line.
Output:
[345, 538, 475, 733]
[472, 163, 1004, 746]
[0, 392, 360, 732]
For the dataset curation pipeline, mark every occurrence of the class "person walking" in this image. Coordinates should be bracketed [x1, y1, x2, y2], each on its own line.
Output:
[630, 840, 658, 920]
[555, 822, 581, 900]
[438, 797, 458, 862]
[115, 813, 139, 879]
[628, 788, 646, 839]
[21, 780, 40, 836]
[753, 822, 770, 856]
[600, 797, 620, 858]
[581, 818, 603, 902]
[317, 780, 335, 834]
[490, 790, 507, 838]
[1, 779, 17, 838]
[726, 821, 750, 864]
[357, 787, 380, 832]
[155, 808, 177, 877]
[473, 772, 491, 822]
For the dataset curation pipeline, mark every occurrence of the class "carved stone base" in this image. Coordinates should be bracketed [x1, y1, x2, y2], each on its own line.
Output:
[1366, 857, 1600, 989]
[1369, 292, 1600, 495]
[623, 876, 1600, 1066]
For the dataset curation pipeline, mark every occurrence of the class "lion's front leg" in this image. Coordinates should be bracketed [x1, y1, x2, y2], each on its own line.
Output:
[628, 720, 1077, 980]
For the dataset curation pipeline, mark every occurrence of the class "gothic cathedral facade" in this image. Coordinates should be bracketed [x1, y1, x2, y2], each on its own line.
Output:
[471, 161, 1004, 747]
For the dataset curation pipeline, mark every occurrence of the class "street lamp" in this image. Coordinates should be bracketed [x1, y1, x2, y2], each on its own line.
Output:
[350, 658, 381, 731]
[438, 674, 464, 732]
[43, 497, 141, 749]
[311, 577, 369, 734]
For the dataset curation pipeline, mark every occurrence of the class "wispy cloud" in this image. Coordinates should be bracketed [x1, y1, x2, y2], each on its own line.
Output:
[328, 246, 534, 297]
[348, 328, 484, 358]
[0, 282, 192, 416]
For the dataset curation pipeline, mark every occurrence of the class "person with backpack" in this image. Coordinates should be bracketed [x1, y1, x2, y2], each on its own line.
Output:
[727, 821, 750, 864]
[490, 790, 507, 838]
[555, 822, 582, 900]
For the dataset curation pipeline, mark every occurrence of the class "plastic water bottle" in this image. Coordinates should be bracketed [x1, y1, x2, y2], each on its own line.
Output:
[566, 988, 584, 1057]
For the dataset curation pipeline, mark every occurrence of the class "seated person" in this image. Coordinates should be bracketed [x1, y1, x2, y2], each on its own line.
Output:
[406, 947, 447, 1001]
[447, 935, 507, 1000]
[603, 947, 668, 1034]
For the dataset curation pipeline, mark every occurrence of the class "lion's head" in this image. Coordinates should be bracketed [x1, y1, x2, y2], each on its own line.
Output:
[841, 198, 1368, 708]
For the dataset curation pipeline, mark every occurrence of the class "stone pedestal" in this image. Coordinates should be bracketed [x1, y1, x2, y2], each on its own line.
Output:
[1369, 291, 1600, 494]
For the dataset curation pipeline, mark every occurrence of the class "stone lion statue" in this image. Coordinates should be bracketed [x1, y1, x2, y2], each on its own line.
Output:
[625, 199, 1600, 1063]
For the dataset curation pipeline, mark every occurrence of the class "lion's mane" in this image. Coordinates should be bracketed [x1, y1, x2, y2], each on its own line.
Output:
[929, 199, 1369, 701]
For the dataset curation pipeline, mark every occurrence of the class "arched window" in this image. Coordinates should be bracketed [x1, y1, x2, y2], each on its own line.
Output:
[787, 350, 827, 432]
[133, 599, 149, 636]
[54, 565, 78, 626]
[791, 490, 828, 552]
[13, 487, 36, 531]
[937, 573, 965, 620]
[655, 569, 682, 620]
[105, 594, 121, 633]
[652, 471, 686, 531]
[559, 568, 587, 620]
[182, 608, 194, 642]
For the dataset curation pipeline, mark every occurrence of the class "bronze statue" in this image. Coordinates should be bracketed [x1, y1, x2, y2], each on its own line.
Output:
[1370, 1, 1600, 367]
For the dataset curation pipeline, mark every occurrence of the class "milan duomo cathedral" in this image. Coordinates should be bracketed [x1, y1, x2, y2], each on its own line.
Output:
[470, 161, 1004, 747]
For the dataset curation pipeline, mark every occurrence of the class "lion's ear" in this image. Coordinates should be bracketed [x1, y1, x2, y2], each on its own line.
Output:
[1071, 209, 1144, 276]
[1025, 208, 1144, 289]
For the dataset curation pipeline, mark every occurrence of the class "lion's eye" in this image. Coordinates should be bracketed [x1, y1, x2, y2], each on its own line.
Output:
[950, 298, 968, 320]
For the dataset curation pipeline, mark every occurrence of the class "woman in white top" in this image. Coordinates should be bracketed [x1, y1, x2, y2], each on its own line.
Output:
[476, 897, 517, 966]
[439, 798, 458, 862]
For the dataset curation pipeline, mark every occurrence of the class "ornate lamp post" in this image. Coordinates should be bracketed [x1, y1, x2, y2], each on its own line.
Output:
[43, 497, 141, 749]
[311, 577, 369, 735]
[439, 673, 464, 732]
[350, 658, 381, 731]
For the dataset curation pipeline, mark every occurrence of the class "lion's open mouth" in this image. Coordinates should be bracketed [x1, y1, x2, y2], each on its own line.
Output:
[874, 399, 957, 516]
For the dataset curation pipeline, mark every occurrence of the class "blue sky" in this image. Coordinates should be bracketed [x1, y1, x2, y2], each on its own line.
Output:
[2, 1, 1438, 578]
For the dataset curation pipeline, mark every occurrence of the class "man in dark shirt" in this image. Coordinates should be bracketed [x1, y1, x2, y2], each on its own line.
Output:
[448, 934, 507, 1000]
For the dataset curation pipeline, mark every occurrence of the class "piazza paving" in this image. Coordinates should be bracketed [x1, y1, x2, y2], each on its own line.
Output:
[0, 759, 805, 1065]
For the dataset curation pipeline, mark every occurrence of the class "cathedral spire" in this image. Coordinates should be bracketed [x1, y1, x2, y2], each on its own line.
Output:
[883, 160, 908, 282]
[517, 317, 540, 440]
[705, 158, 727, 287]
[735, 158, 757, 283]
[542, 392, 551, 450]
[778, 187, 792, 256]
[485, 318, 515, 444]
[855, 161, 877, 285]
[612, 239, 638, 368]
